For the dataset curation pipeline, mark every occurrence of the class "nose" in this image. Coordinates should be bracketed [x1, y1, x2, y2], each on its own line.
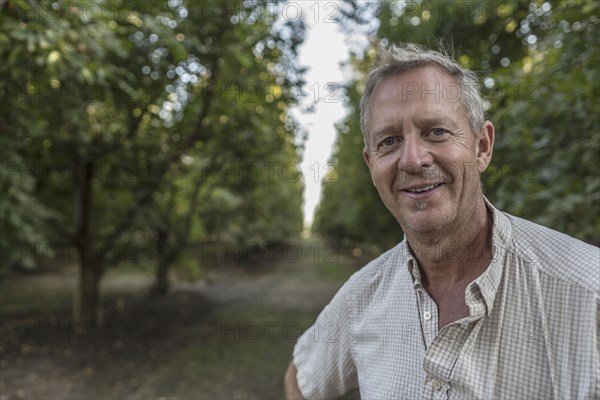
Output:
[398, 135, 433, 173]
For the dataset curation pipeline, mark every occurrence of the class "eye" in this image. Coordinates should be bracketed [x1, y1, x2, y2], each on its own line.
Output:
[381, 137, 399, 147]
[429, 128, 449, 138]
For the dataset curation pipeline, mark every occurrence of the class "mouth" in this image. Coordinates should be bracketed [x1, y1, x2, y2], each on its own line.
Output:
[400, 183, 444, 198]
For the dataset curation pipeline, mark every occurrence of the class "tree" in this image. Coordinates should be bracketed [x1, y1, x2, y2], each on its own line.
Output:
[314, 0, 599, 246]
[484, 0, 599, 244]
[145, 0, 306, 294]
[1, 0, 305, 323]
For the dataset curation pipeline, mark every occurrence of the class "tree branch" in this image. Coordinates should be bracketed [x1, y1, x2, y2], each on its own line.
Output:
[98, 53, 223, 256]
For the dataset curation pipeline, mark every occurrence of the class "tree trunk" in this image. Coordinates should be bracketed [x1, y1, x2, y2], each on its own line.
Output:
[73, 160, 103, 325]
[151, 227, 170, 296]
[74, 257, 103, 325]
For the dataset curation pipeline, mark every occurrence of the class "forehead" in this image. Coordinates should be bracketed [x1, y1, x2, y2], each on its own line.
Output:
[368, 66, 468, 140]
[368, 66, 465, 130]
[371, 66, 461, 105]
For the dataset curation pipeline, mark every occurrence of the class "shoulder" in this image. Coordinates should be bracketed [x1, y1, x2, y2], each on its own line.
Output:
[349, 242, 406, 282]
[343, 242, 410, 302]
[504, 212, 600, 294]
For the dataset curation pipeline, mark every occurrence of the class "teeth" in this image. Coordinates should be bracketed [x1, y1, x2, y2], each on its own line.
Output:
[408, 184, 439, 193]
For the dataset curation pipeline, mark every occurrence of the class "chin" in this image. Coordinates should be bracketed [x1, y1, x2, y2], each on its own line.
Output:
[398, 205, 450, 233]
[406, 219, 443, 234]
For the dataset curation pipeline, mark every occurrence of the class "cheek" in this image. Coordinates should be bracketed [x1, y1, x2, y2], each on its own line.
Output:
[371, 158, 394, 181]
[371, 168, 387, 188]
[438, 150, 476, 180]
[442, 162, 462, 182]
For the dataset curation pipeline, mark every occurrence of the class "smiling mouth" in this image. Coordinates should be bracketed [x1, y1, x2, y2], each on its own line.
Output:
[404, 183, 442, 193]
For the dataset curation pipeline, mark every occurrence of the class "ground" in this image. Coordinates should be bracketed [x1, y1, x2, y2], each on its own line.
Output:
[0, 238, 368, 399]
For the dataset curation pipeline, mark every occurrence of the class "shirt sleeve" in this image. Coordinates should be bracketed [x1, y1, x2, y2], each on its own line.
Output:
[292, 277, 358, 399]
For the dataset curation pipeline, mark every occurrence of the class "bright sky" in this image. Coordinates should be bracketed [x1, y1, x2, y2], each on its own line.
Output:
[293, 2, 351, 228]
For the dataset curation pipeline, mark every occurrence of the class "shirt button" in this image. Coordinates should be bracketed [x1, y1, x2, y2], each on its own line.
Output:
[431, 379, 442, 391]
[423, 311, 432, 320]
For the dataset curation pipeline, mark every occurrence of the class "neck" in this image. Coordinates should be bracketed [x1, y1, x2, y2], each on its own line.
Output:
[406, 196, 493, 288]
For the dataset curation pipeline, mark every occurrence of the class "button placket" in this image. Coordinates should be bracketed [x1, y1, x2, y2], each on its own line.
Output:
[423, 376, 449, 400]
[416, 288, 438, 348]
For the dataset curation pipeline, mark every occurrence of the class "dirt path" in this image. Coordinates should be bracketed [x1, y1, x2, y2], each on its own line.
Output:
[0, 238, 366, 399]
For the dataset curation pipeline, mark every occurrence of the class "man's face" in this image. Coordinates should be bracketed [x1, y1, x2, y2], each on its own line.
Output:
[363, 66, 494, 236]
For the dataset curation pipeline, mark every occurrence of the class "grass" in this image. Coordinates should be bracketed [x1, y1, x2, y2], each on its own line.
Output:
[0, 281, 74, 317]
[0, 237, 365, 399]
[317, 261, 359, 282]
[125, 304, 316, 399]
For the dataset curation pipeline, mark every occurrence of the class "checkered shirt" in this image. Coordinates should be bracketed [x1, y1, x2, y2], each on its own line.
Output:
[293, 199, 600, 399]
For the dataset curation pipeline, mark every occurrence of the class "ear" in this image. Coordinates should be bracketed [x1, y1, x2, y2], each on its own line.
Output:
[363, 146, 374, 170]
[476, 121, 495, 173]
[363, 147, 378, 187]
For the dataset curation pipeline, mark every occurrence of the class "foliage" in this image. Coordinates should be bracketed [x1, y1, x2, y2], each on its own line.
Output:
[484, 1, 599, 245]
[313, 0, 599, 246]
[0, 0, 305, 319]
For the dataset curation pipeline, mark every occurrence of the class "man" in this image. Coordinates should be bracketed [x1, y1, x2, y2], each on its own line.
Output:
[285, 43, 599, 399]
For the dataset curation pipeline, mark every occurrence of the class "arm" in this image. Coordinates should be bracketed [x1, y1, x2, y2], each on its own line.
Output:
[284, 362, 305, 400]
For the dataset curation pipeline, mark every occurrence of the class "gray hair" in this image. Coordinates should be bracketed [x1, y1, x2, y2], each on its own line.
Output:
[359, 43, 485, 147]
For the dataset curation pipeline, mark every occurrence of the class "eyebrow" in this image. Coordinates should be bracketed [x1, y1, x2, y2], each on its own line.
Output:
[414, 115, 458, 130]
[371, 125, 401, 140]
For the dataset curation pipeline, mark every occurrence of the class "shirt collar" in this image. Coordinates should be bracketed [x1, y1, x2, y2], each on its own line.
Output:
[471, 196, 512, 316]
[403, 196, 513, 317]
